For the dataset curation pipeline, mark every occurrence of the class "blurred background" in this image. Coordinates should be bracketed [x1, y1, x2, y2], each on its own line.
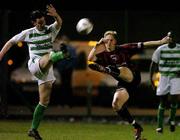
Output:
[0, 0, 180, 120]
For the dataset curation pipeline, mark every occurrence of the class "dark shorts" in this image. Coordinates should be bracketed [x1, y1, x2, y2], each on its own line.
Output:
[117, 68, 141, 91]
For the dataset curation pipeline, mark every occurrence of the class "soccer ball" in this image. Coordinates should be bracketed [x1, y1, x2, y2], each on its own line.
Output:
[76, 18, 93, 35]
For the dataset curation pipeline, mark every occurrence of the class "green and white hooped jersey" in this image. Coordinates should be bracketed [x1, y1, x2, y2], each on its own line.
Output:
[152, 43, 180, 77]
[11, 22, 60, 59]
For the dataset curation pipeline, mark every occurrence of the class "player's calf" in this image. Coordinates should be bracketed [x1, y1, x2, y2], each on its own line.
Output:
[169, 121, 176, 132]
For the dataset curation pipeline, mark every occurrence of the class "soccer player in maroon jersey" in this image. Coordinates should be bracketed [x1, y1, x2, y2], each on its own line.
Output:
[88, 30, 169, 140]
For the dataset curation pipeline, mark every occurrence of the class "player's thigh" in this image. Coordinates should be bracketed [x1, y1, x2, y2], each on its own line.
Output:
[118, 67, 133, 82]
[157, 76, 170, 96]
[39, 81, 53, 104]
[112, 88, 129, 110]
[28, 57, 44, 78]
[170, 78, 180, 95]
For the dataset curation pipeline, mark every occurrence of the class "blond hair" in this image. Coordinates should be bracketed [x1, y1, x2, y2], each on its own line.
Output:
[104, 30, 118, 41]
[104, 30, 117, 37]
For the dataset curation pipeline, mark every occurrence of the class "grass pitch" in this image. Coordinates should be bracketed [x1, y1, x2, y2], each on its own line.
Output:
[0, 119, 179, 140]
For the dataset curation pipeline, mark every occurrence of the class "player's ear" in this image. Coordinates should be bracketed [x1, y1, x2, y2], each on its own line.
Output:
[31, 20, 36, 26]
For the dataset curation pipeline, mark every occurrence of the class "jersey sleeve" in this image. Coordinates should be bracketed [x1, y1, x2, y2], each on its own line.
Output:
[48, 22, 61, 42]
[10, 30, 27, 43]
[120, 42, 143, 49]
[119, 42, 144, 55]
[152, 47, 161, 63]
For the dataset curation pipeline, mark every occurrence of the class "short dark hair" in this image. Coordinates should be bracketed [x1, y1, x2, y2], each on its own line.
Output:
[30, 10, 45, 22]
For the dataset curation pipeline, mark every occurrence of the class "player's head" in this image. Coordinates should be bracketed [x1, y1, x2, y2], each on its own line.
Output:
[103, 30, 118, 51]
[167, 30, 175, 38]
[104, 30, 118, 42]
[167, 31, 176, 42]
[167, 31, 176, 48]
[30, 10, 46, 31]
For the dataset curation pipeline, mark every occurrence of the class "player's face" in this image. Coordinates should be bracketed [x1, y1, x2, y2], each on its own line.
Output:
[167, 32, 173, 43]
[104, 34, 117, 51]
[33, 16, 46, 31]
[167, 31, 177, 44]
[167, 31, 176, 48]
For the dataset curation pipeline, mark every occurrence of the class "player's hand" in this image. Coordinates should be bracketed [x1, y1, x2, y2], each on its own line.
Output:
[160, 36, 170, 44]
[46, 4, 58, 17]
[96, 38, 106, 45]
[94, 38, 106, 52]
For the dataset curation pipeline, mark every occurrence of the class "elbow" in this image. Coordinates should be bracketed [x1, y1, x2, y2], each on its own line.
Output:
[87, 55, 93, 61]
[5, 40, 15, 49]
[87, 57, 91, 61]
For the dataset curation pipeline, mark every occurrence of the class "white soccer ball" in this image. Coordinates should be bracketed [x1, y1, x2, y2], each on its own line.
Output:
[76, 18, 93, 35]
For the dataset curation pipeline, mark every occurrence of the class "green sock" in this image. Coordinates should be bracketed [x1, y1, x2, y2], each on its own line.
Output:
[31, 103, 46, 130]
[50, 51, 64, 63]
[170, 104, 178, 122]
[157, 104, 165, 128]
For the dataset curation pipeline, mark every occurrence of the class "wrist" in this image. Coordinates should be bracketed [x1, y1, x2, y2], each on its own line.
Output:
[54, 15, 58, 19]
[53, 13, 59, 18]
[159, 40, 162, 44]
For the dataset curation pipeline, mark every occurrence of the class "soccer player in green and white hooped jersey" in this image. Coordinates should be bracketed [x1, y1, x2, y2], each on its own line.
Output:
[0, 4, 68, 140]
[150, 31, 180, 134]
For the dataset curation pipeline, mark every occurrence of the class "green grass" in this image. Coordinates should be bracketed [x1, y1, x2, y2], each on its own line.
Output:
[0, 120, 179, 140]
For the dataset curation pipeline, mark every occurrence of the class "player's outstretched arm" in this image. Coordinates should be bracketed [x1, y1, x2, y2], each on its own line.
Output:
[143, 36, 169, 48]
[46, 4, 62, 30]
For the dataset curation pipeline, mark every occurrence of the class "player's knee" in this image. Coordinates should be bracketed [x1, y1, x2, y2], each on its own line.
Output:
[159, 102, 165, 109]
[39, 101, 49, 108]
[44, 100, 50, 106]
[119, 67, 133, 82]
[171, 102, 178, 108]
[40, 97, 50, 106]
[159, 101, 165, 108]
[42, 101, 49, 106]
[112, 101, 122, 111]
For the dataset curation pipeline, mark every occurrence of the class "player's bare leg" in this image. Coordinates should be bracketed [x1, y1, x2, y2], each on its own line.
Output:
[112, 89, 129, 111]
[112, 89, 143, 140]
[118, 67, 133, 82]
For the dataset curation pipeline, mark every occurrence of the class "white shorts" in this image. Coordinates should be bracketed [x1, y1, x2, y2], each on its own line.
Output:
[28, 57, 56, 85]
[156, 75, 180, 96]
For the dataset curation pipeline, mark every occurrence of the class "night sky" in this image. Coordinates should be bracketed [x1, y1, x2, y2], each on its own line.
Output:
[1, 0, 180, 70]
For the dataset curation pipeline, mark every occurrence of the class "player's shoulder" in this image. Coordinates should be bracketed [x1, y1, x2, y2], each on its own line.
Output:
[158, 44, 168, 49]
[21, 27, 36, 34]
[153, 44, 167, 54]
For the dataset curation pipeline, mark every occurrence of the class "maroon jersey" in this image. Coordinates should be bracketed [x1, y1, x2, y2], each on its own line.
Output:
[95, 42, 143, 89]
[95, 43, 143, 67]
